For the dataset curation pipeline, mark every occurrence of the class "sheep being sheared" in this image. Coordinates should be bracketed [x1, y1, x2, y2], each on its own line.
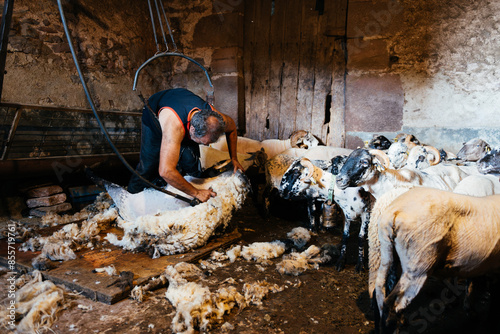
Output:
[103, 171, 250, 257]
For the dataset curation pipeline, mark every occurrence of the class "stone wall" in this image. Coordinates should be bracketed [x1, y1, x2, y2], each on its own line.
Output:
[2, 0, 156, 111]
[1, 0, 245, 131]
[344, 0, 500, 152]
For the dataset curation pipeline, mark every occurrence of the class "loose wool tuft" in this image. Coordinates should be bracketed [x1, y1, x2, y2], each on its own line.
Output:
[164, 265, 243, 334]
[20, 207, 118, 266]
[240, 241, 286, 263]
[276, 245, 332, 276]
[163, 265, 283, 334]
[226, 245, 242, 263]
[286, 227, 312, 249]
[105, 172, 250, 256]
[0, 271, 65, 333]
[41, 192, 112, 227]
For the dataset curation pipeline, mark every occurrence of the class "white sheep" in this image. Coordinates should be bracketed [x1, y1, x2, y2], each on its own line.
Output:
[103, 171, 250, 256]
[403, 145, 441, 170]
[386, 134, 419, 169]
[336, 149, 471, 200]
[372, 187, 500, 332]
[199, 145, 263, 171]
[210, 130, 319, 159]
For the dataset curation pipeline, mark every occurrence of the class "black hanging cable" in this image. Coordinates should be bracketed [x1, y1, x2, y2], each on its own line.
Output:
[56, 0, 200, 206]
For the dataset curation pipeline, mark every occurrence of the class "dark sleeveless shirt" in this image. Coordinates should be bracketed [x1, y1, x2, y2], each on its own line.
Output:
[144, 88, 212, 141]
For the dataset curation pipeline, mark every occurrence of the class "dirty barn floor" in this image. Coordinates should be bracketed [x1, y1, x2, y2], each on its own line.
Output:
[1, 189, 498, 333]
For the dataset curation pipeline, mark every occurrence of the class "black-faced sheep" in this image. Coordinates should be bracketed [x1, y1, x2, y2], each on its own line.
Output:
[279, 157, 373, 272]
[477, 147, 500, 175]
[456, 138, 491, 162]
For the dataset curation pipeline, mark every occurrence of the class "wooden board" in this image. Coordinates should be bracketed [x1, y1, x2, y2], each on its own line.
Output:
[0, 228, 241, 304]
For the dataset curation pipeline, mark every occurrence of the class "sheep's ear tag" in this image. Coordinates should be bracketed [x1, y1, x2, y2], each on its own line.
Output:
[376, 164, 384, 172]
[487, 146, 492, 152]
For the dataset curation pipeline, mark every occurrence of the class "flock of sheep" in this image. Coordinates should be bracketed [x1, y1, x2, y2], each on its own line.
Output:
[209, 132, 500, 333]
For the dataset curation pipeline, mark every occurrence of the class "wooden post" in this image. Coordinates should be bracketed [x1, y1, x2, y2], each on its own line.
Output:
[0, 0, 15, 101]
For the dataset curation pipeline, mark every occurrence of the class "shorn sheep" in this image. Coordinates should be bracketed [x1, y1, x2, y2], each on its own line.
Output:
[97, 171, 250, 257]
[372, 187, 500, 333]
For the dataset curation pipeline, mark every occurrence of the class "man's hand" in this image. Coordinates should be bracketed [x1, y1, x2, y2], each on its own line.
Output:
[195, 188, 217, 202]
[232, 159, 245, 173]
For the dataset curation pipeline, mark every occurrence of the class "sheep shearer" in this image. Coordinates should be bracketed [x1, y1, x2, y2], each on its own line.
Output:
[128, 88, 244, 202]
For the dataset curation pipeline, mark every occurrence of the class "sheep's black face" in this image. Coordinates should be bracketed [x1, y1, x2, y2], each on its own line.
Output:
[477, 149, 500, 175]
[336, 149, 371, 190]
[330, 155, 347, 175]
[457, 138, 490, 161]
[368, 135, 392, 150]
[280, 160, 309, 200]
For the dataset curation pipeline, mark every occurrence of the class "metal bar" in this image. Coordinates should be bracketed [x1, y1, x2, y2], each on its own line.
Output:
[133, 52, 213, 91]
[0, 0, 15, 101]
[1, 107, 21, 160]
[153, 0, 168, 51]
[147, 0, 160, 53]
[159, 0, 177, 51]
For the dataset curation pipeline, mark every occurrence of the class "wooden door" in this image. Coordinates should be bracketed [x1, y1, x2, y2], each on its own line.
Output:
[243, 0, 347, 146]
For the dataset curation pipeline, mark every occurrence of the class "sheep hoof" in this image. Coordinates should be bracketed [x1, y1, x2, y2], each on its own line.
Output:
[335, 256, 346, 272]
[355, 261, 366, 273]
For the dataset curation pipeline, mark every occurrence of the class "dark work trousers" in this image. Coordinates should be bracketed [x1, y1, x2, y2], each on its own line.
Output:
[127, 107, 201, 194]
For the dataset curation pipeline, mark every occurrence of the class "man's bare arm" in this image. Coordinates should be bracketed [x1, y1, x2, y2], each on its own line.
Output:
[158, 110, 216, 202]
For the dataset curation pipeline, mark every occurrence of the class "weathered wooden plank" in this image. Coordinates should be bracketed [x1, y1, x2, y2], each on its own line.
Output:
[278, 0, 302, 139]
[295, 0, 319, 133]
[243, 0, 257, 138]
[0, 228, 241, 304]
[325, 0, 348, 147]
[247, 0, 272, 140]
[311, 1, 337, 144]
[265, 0, 286, 140]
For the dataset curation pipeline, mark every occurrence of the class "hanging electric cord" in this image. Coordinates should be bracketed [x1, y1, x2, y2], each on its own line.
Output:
[56, 0, 200, 206]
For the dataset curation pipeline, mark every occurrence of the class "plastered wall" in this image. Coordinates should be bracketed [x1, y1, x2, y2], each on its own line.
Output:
[345, 0, 500, 152]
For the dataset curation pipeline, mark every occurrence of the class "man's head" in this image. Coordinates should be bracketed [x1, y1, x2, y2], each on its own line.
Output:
[189, 109, 225, 145]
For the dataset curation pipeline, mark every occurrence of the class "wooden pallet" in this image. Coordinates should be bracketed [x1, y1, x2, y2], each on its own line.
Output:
[0, 227, 240, 304]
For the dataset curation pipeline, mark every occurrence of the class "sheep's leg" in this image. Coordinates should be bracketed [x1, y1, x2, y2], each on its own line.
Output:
[261, 185, 275, 217]
[335, 218, 351, 271]
[372, 290, 382, 334]
[306, 198, 318, 231]
[355, 210, 370, 272]
[316, 201, 324, 228]
[382, 273, 428, 333]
